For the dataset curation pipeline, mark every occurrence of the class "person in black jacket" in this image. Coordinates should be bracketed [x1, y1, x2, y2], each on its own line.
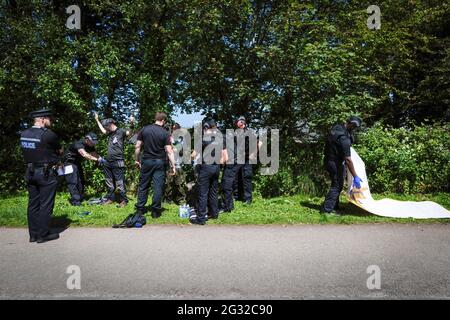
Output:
[20, 109, 62, 243]
[322, 116, 363, 214]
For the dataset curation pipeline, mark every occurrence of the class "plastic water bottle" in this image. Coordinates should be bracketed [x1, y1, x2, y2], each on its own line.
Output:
[180, 204, 189, 218]
[179, 205, 184, 218]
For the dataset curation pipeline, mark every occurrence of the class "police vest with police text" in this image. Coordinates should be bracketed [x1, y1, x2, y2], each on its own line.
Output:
[20, 127, 59, 165]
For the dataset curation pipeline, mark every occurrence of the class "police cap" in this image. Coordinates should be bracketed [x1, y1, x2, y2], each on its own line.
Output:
[29, 109, 53, 118]
[85, 132, 98, 144]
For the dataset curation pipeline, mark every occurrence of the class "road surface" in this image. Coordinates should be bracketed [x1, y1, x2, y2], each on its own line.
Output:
[1, 224, 449, 299]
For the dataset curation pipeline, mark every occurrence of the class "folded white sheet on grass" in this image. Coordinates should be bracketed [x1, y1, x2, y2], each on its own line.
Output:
[346, 147, 450, 219]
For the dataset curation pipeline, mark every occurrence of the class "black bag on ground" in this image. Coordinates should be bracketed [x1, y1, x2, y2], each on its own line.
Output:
[112, 213, 146, 228]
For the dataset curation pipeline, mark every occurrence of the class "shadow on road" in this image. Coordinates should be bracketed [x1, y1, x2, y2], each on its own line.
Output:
[49, 215, 72, 234]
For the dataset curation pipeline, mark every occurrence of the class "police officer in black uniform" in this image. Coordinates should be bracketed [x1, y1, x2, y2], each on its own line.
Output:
[190, 118, 228, 225]
[221, 116, 260, 212]
[20, 109, 62, 243]
[322, 116, 363, 214]
[64, 132, 105, 206]
[94, 112, 135, 208]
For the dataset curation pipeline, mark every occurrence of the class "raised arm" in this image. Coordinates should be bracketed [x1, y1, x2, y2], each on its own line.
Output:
[94, 112, 107, 135]
[125, 115, 136, 137]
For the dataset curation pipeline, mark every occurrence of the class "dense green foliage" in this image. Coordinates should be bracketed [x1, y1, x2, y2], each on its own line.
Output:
[357, 123, 450, 194]
[0, 1, 448, 195]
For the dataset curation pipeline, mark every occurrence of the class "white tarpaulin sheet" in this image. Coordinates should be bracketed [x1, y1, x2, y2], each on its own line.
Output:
[346, 147, 450, 219]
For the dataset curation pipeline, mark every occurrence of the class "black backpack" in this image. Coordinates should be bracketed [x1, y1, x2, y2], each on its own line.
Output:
[112, 213, 146, 228]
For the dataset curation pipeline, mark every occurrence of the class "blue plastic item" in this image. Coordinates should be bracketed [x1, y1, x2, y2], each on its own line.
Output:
[353, 176, 363, 189]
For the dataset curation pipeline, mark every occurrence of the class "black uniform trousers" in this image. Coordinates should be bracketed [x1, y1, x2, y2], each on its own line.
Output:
[233, 170, 239, 200]
[197, 164, 220, 222]
[25, 167, 58, 239]
[222, 163, 253, 211]
[65, 162, 84, 205]
[104, 160, 128, 203]
[323, 160, 345, 212]
[136, 159, 166, 215]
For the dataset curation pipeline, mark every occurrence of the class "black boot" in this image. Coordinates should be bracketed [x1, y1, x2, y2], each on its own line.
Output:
[36, 233, 59, 244]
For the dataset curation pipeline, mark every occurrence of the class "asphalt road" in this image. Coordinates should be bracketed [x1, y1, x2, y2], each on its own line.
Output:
[1, 224, 449, 299]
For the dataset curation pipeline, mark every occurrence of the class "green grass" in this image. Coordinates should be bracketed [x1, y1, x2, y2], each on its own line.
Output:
[0, 192, 449, 227]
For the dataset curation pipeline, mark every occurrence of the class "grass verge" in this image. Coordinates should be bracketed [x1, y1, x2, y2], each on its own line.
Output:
[0, 192, 449, 227]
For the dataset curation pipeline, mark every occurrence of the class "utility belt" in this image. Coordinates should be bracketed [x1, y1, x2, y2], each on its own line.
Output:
[26, 163, 58, 179]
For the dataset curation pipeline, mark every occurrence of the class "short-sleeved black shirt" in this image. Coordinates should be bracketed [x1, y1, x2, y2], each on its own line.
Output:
[106, 128, 127, 161]
[137, 124, 171, 160]
[65, 139, 95, 163]
[324, 123, 352, 162]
